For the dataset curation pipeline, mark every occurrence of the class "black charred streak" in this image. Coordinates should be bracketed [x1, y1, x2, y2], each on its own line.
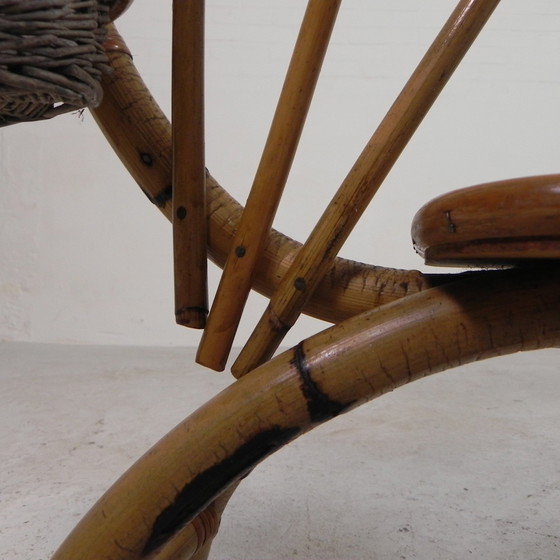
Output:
[142, 425, 300, 556]
[175, 306, 209, 317]
[292, 342, 351, 423]
[152, 185, 173, 208]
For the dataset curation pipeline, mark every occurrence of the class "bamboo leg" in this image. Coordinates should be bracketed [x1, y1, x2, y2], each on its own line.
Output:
[197, 0, 341, 371]
[93, 29, 447, 328]
[232, 0, 502, 376]
[172, 0, 208, 329]
[50, 266, 560, 559]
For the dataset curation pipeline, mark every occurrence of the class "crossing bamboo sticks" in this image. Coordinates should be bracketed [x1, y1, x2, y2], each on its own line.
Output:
[92, 28, 440, 330]
[232, 0, 502, 377]
[197, 0, 342, 371]
[172, 0, 208, 329]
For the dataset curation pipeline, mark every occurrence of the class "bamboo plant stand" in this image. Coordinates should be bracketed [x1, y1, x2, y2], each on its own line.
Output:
[2, 1, 559, 559]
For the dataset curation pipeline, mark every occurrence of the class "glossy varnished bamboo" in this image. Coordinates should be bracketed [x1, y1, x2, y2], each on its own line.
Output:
[232, 0, 502, 377]
[92, 28, 441, 328]
[172, 0, 208, 328]
[49, 266, 560, 559]
[412, 175, 560, 266]
[197, 0, 341, 370]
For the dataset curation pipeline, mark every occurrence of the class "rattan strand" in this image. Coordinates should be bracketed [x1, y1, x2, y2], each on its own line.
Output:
[0, 0, 114, 126]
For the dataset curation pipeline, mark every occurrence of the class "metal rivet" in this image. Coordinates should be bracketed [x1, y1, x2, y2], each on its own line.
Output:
[294, 277, 306, 291]
[140, 152, 153, 166]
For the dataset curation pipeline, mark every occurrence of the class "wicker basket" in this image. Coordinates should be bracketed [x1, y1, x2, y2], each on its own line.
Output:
[0, 0, 115, 126]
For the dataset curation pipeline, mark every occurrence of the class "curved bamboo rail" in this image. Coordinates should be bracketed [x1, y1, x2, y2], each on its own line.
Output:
[93, 26, 457, 328]
[50, 265, 560, 559]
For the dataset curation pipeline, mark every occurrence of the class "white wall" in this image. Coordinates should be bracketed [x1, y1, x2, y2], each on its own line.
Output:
[1, 1, 559, 356]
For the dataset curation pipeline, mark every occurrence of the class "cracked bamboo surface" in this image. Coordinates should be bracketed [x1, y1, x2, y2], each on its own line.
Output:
[93, 26, 448, 329]
[50, 266, 560, 559]
[232, 0, 502, 377]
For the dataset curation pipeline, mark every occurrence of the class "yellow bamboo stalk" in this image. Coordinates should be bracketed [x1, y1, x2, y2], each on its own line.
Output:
[197, 0, 341, 370]
[232, 0, 502, 377]
[92, 26, 445, 327]
[49, 267, 560, 559]
[172, 0, 208, 329]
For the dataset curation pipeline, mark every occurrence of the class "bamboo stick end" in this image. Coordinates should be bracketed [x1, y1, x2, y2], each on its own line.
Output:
[195, 347, 227, 373]
[175, 307, 208, 330]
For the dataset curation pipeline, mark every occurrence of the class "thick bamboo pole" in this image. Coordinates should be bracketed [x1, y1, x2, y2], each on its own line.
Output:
[49, 266, 560, 559]
[92, 28, 449, 328]
[197, 0, 341, 370]
[232, 0, 502, 376]
[172, 0, 208, 328]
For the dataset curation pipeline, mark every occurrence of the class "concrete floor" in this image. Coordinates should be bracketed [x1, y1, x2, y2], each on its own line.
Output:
[1, 341, 560, 559]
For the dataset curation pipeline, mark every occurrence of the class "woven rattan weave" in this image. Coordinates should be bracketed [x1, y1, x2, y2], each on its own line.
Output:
[0, 0, 113, 126]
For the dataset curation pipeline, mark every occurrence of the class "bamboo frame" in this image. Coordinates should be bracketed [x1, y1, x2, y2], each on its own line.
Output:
[42, 3, 559, 558]
[172, 0, 208, 329]
[197, 0, 341, 370]
[232, 0, 502, 376]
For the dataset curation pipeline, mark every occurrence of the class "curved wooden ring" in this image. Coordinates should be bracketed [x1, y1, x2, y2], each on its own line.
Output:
[50, 266, 560, 559]
[412, 175, 560, 266]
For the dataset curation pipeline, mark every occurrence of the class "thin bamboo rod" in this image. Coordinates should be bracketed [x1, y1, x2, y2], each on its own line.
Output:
[197, 0, 341, 371]
[92, 26, 449, 327]
[232, 0, 502, 377]
[49, 266, 560, 559]
[172, 0, 208, 329]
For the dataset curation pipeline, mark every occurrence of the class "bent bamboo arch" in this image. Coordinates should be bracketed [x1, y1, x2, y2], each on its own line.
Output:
[51, 267, 560, 559]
